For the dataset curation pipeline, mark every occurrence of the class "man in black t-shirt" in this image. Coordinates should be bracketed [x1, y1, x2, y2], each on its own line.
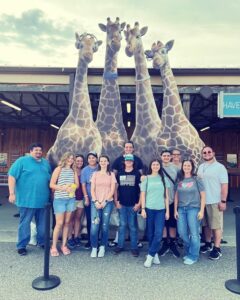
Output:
[114, 154, 141, 257]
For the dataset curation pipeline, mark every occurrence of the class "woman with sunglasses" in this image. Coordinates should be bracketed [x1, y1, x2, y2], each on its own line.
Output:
[141, 159, 170, 268]
[174, 159, 205, 265]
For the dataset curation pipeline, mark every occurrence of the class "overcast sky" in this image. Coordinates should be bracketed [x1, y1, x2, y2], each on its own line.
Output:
[0, 0, 239, 68]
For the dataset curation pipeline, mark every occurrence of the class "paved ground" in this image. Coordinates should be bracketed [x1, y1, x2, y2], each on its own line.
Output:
[0, 187, 239, 300]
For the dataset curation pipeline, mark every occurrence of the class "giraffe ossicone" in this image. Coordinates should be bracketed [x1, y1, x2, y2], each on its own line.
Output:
[47, 32, 103, 166]
[96, 17, 128, 162]
[145, 39, 204, 166]
[124, 22, 162, 166]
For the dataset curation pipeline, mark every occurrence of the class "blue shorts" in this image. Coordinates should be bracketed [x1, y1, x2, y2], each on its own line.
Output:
[53, 198, 76, 214]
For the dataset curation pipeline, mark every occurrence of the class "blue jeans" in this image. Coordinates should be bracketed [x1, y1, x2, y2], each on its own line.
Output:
[177, 206, 201, 261]
[17, 207, 45, 249]
[146, 208, 166, 257]
[118, 206, 138, 250]
[90, 201, 113, 248]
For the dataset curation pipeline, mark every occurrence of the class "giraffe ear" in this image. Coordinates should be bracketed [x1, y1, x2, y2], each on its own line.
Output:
[140, 26, 148, 36]
[99, 24, 107, 32]
[165, 40, 174, 52]
[120, 22, 126, 31]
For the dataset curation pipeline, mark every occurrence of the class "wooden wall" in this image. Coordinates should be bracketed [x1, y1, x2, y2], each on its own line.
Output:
[1, 126, 239, 187]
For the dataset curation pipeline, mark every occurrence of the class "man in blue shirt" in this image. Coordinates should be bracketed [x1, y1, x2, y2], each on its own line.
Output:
[8, 143, 51, 256]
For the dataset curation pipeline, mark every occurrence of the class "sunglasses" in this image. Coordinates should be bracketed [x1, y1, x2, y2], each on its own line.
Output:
[203, 151, 212, 154]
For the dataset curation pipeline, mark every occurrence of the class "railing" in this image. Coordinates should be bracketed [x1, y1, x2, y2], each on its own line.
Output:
[0, 173, 8, 186]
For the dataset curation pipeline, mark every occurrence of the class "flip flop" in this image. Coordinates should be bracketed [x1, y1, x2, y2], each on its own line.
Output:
[50, 248, 59, 257]
[61, 246, 71, 255]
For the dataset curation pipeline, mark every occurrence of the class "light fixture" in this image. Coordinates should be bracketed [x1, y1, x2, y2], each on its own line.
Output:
[127, 121, 131, 128]
[200, 126, 210, 132]
[1, 100, 21, 111]
[126, 102, 131, 113]
[50, 124, 60, 130]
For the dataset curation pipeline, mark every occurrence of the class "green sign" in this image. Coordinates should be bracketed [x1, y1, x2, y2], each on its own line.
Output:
[218, 92, 240, 118]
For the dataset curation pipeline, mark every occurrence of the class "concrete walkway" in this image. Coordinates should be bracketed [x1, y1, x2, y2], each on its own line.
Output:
[0, 187, 239, 300]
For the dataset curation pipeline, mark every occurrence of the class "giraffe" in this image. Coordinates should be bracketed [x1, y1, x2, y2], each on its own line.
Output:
[47, 33, 103, 166]
[145, 40, 205, 166]
[96, 17, 128, 162]
[124, 22, 162, 166]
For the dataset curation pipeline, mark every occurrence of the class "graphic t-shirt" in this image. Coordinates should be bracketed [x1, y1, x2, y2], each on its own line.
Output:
[117, 169, 141, 206]
[175, 176, 205, 208]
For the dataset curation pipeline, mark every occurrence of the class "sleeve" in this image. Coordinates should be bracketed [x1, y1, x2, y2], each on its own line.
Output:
[111, 172, 117, 184]
[196, 177, 205, 192]
[219, 165, 229, 184]
[90, 172, 97, 184]
[165, 177, 171, 189]
[197, 165, 203, 178]
[80, 168, 87, 184]
[140, 177, 147, 192]
[8, 158, 23, 180]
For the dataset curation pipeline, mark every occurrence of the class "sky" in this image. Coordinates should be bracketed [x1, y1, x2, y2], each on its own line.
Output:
[0, 0, 239, 68]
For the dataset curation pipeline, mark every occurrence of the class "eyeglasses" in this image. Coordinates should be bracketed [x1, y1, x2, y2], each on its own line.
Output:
[203, 151, 212, 154]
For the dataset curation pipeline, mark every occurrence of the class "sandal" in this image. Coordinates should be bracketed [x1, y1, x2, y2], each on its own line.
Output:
[50, 247, 59, 257]
[61, 246, 71, 255]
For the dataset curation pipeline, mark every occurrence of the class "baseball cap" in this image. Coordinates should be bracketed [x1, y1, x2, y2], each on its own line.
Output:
[124, 154, 134, 161]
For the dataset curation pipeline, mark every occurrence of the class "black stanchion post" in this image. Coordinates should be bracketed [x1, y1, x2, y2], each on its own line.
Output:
[32, 202, 61, 290]
[225, 206, 240, 294]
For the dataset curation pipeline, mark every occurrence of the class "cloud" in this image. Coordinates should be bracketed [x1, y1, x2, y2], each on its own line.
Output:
[0, 9, 77, 55]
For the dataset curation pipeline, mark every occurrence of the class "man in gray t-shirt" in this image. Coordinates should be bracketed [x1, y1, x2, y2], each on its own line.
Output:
[159, 150, 180, 258]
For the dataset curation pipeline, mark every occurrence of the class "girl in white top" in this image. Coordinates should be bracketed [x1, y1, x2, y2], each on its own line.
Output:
[50, 152, 79, 256]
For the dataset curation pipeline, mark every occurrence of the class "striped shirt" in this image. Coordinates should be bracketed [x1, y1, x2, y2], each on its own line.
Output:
[54, 167, 75, 199]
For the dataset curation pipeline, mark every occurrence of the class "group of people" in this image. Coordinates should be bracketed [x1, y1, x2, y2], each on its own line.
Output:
[8, 141, 228, 268]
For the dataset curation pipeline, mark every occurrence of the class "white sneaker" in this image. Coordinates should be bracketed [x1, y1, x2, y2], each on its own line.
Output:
[153, 254, 160, 265]
[90, 248, 97, 258]
[144, 254, 153, 268]
[98, 246, 105, 258]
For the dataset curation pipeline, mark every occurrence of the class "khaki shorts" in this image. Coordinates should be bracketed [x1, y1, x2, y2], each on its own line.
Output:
[202, 203, 223, 230]
[75, 200, 84, 209]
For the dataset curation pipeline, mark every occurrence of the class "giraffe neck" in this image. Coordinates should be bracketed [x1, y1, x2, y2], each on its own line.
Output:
[70, 58, 92, 118]
[104, 47, 118, 75]
[134, 46, 149, 80]
[160, 62, 185, 123]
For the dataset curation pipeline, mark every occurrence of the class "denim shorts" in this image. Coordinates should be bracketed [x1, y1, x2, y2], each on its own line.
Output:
[53, 198, 76, 214]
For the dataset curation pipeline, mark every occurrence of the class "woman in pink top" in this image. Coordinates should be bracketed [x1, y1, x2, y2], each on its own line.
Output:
[90, 155, 116, 258]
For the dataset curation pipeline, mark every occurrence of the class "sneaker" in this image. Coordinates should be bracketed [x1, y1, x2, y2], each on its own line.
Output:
[84, 242, 91, 250]
[90, 247, 97, 258]
[67, 238, 76, 250]
[200, 243, 213, 253]
[114, 247, 124, 255]
[158, 242, 170, 256]
[108, 241, 118, 247]
[153, 254, 160, 265]
[144, 254, 153, 268]
[137, 242, 143, 248]
[184, 258, 197, 265]
[209, 247, 222, 260]
[74, 237, 81, 247]
[98, 246, 105, 258]
[17, 248, 27, 256]
[131, 249, 139, 257]
[170, 242, 180, 258]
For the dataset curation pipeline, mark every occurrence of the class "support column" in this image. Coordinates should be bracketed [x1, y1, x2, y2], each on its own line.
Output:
[68, 73, 75, 112]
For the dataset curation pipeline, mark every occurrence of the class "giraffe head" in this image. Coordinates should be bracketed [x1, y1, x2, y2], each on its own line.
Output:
[145, 40, 174, 69]
[75, 32, 102, 63]
[99, 17, 126, 52]
[124, 22, 148, 57]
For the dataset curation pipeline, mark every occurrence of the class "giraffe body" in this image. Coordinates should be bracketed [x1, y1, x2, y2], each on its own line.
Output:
[47, 33, 103, 166]
[96, 18, 128, 162]
[145, 40, 204, 166]
[124, 23, 162, 166]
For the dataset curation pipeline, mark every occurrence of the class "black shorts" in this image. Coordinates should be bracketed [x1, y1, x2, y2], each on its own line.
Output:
[165, 203, 177, 228]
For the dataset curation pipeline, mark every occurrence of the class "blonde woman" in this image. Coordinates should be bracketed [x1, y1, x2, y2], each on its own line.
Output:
[50, 152, 79, 256]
